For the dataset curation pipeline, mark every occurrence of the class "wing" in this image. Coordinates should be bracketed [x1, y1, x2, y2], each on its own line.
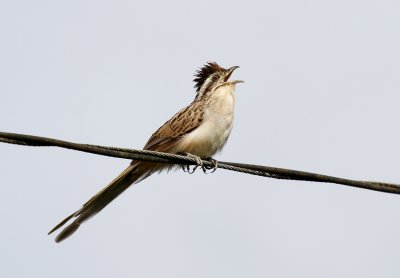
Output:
[143, 101, 204, 152]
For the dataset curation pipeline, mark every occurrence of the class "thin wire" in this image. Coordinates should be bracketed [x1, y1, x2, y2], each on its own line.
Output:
[1, 131, 399, 195]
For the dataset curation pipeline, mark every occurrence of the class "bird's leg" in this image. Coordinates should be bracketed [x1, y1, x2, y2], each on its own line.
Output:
[202, 157, 218, 174]
[178, 152, 203, 174]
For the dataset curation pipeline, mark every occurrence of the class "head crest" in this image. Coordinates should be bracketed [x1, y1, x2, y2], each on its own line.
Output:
[193, 62, 226, 92]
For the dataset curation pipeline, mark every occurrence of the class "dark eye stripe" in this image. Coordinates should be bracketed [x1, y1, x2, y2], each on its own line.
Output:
[193, 62, 226, 92]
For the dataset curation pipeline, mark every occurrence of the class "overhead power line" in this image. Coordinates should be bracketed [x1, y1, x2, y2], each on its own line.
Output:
[1, 131, 399, 194]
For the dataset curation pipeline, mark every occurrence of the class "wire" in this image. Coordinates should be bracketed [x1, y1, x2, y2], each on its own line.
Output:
[1, 131, 399, 194]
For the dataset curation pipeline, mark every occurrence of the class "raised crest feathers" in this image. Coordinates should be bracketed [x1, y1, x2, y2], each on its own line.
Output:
[193, 62, 226, 92]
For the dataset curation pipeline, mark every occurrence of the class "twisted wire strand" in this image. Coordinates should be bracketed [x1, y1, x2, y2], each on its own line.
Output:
[1, 131, 399, 195]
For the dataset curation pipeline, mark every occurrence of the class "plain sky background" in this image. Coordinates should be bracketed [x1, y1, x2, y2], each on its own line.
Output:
[1, 0, 400, 277]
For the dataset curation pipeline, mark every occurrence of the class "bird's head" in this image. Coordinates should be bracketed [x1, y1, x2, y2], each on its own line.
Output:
[193, 62, 243, 98]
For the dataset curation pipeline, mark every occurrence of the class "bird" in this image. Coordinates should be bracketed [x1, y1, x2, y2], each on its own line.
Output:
[48, 62, 243, 242]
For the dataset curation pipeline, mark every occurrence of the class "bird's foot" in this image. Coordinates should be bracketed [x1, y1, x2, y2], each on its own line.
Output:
[202, 157, 218, 174]
[179, 152, 203, 174]
[178, 153, 218, 174]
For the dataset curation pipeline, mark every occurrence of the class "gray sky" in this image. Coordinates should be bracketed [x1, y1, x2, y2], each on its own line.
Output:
[1, 1, 400, 277]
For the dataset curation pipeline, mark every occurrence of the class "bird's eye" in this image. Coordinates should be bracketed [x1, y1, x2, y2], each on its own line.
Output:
[212, 75, 219, 81]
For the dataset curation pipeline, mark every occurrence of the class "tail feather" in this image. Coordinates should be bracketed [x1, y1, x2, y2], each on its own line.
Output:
[54, 221, 80, 243]
[48, 211, 75, 235]
[49, 161, 157, 242]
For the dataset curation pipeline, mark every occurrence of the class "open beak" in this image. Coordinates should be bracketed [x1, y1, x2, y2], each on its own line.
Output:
[223, 66, 244, 85]
[224, 66, 240, 82]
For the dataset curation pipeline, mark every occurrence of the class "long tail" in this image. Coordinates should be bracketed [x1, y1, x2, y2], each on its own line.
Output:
[48, 161, 156, 243]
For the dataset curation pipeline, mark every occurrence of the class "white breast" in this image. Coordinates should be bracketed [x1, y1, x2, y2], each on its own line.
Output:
[177, 84, 236, 158]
